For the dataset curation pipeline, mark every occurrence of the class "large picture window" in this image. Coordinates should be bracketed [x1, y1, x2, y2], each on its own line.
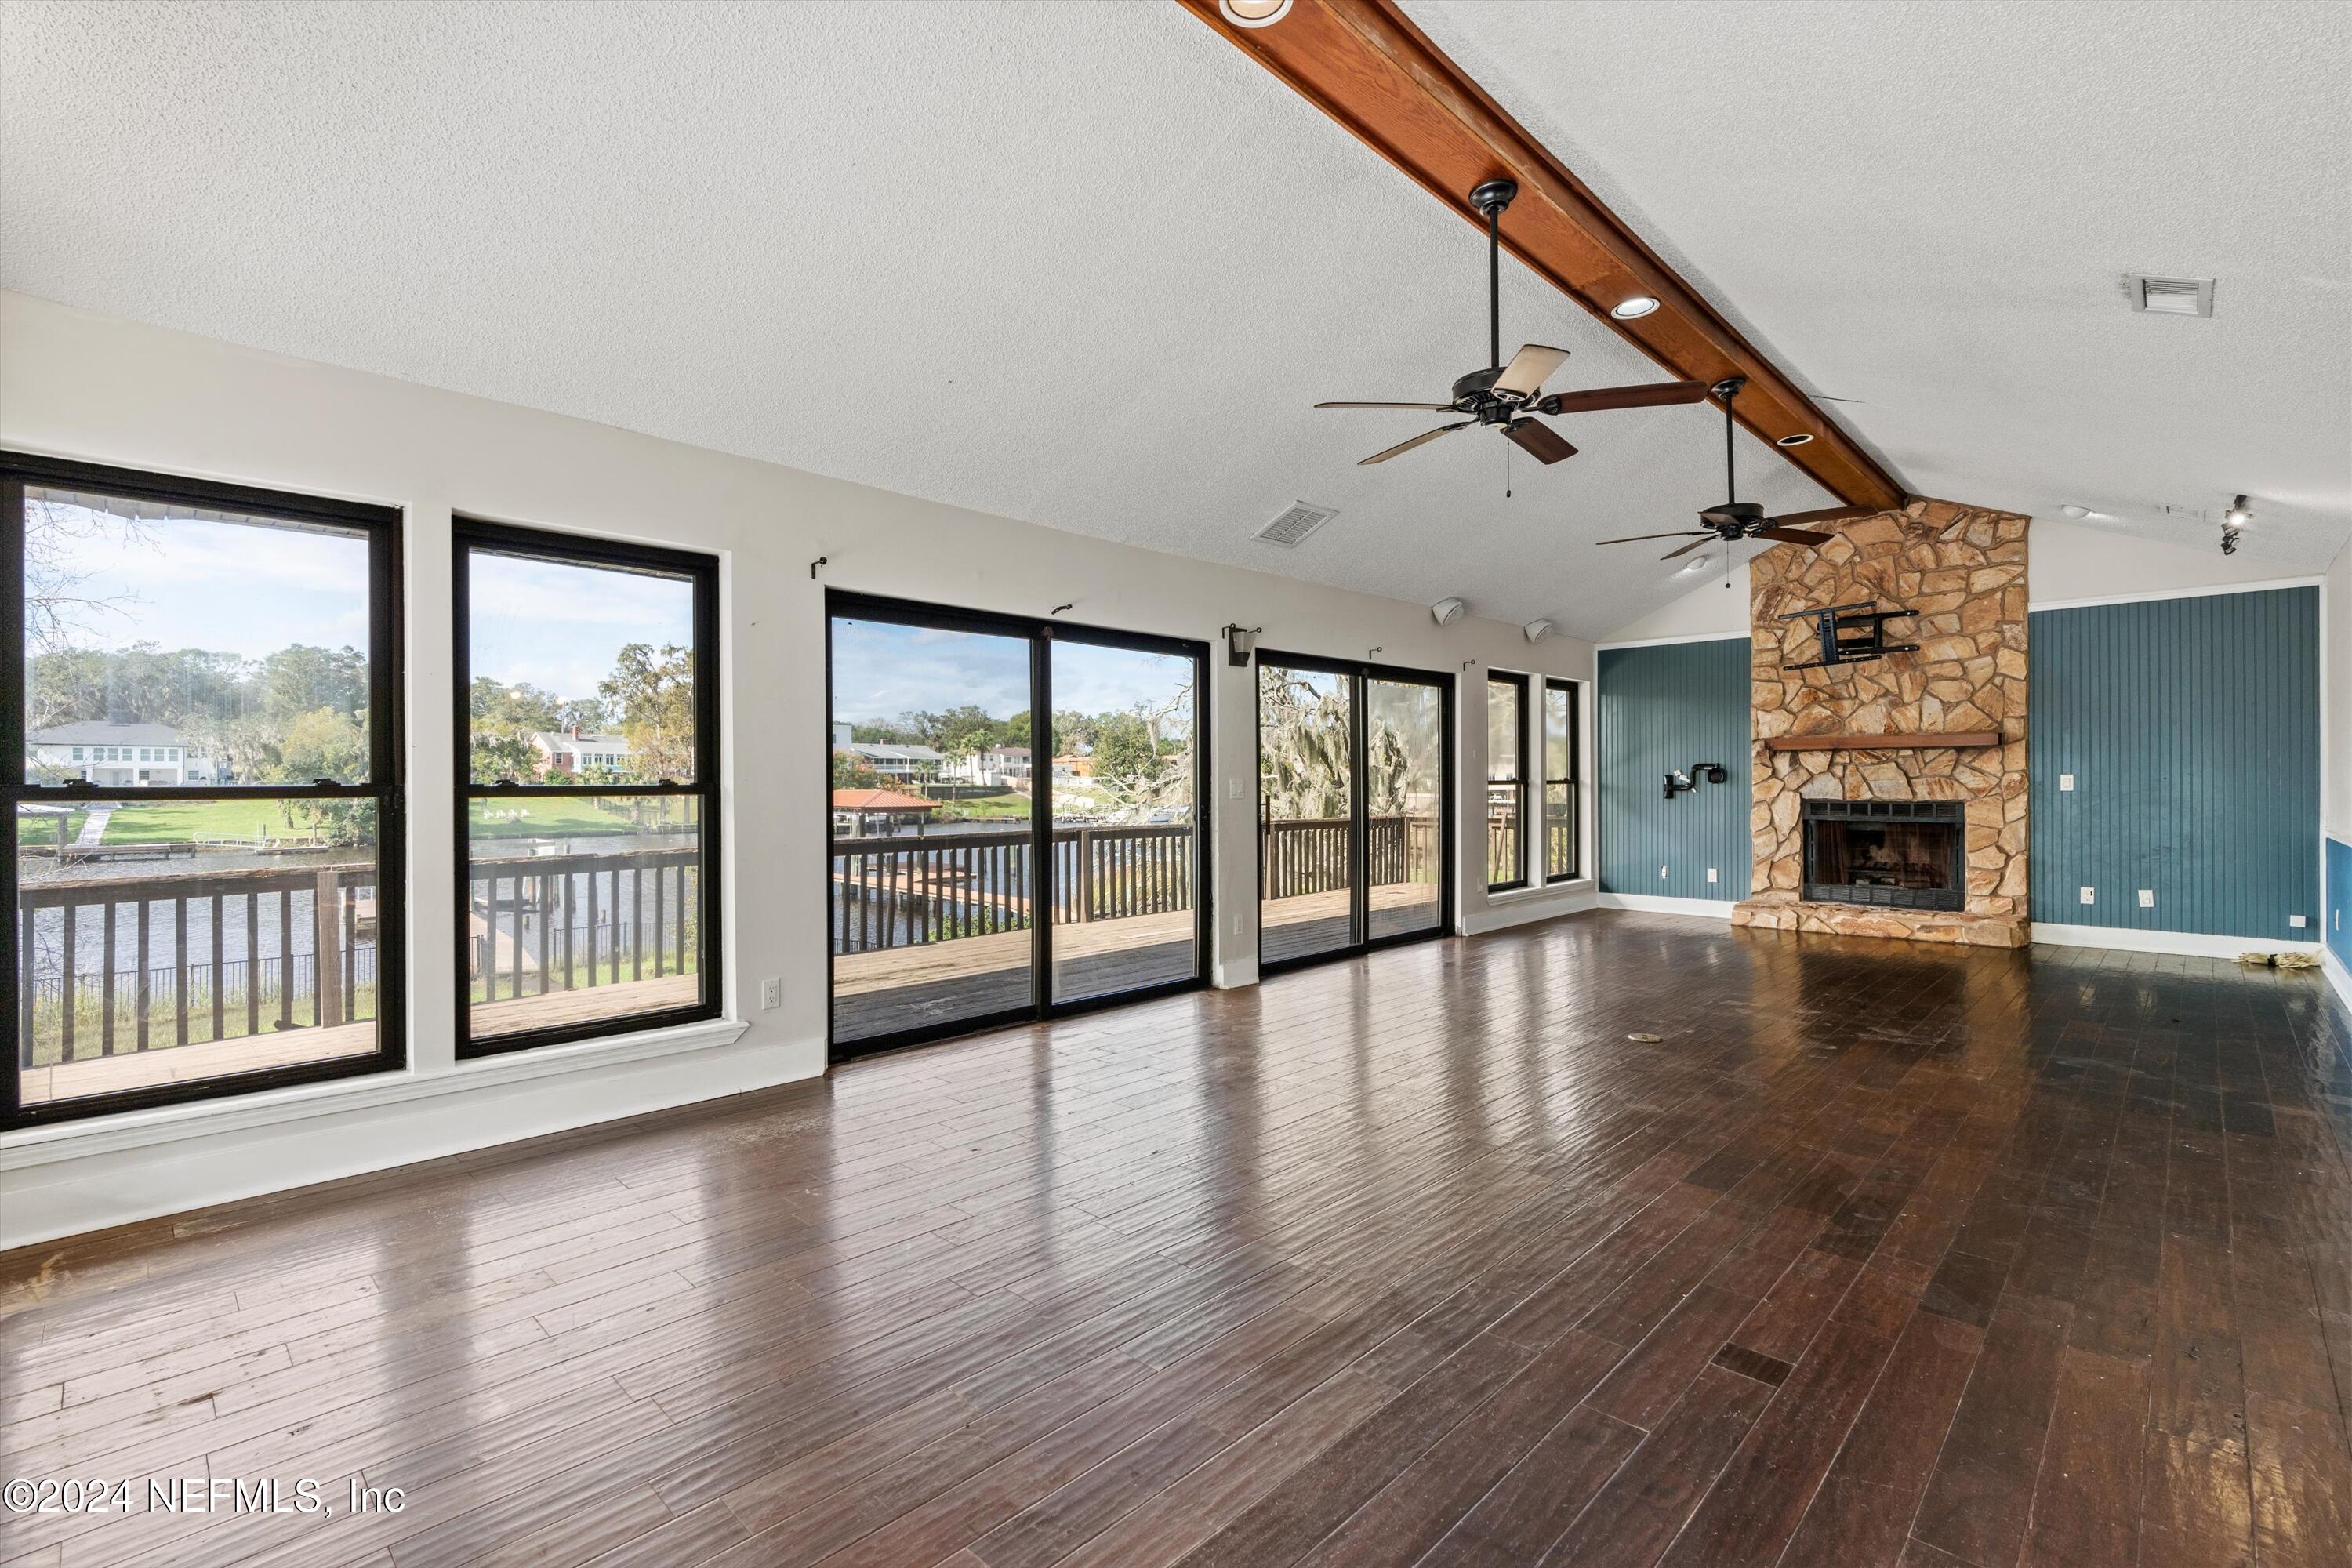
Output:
[1486, 672, 1528, 891]
[5, 453, 404, 1126]
[454, 520, 718, 1056]
[1544, 677, 1580, 881]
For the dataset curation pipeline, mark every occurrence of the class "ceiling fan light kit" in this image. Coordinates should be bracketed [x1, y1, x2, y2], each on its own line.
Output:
[1315, 180, 1708, 470]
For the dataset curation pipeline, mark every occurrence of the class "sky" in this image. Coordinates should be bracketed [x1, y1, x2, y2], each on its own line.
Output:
[29, 501, 370, 660]
[469, 549, 694, 699]
[830, 618, 1193, 728]
[27, 498, 697, 700]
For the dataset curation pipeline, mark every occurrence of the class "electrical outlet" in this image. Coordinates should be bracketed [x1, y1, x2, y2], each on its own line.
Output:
[2289, 914, 2308, 929]
[2137, 889, 2154, 908]
[2060, 773, 2075, 791]
[1707, 867, 1719, 884]
[1660, 865, 1669, 881]
[2079, 887, 2096, 906]
[760, 978, 781, 1010]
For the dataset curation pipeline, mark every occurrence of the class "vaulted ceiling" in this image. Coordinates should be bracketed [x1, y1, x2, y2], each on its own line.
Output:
[2, 2, 2343, 640]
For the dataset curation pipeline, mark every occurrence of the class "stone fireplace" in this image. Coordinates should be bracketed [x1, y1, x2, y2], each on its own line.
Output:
[1732, 497, 2031, 946]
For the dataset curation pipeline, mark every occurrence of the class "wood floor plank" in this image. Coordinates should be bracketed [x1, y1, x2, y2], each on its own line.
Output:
[0, 913, 2342, 1568]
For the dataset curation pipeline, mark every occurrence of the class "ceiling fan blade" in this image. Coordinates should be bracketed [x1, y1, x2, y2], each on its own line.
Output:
[1359, 421, 1472, 465]
[1502, 419, 1577, 465]
[1755, 526, 1835, 547]
[1494, 343, 1569, 397]
[1661, 537, 1716, 561]
[1315, 401, 1457, 410]
[1763, 505, 1876, 528]
[1593, 530, 1711, 546]
[1535, 380, 1710, 416]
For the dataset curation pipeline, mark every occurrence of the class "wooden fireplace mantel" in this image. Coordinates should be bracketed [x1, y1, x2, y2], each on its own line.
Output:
[1762, 731, 2000, 753]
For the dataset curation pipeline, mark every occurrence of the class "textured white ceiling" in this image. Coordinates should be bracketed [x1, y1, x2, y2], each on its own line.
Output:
[6, 4, 2340, 640]
[0, 0, 1833, 638]
[1405, 0, 2352, 572]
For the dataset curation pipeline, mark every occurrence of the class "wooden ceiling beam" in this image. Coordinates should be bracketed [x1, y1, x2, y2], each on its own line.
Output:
[1178, 0, 1907, 511]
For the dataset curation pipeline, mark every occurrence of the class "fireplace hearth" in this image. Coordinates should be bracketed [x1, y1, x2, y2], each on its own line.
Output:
[1802, 799, 1965, 913]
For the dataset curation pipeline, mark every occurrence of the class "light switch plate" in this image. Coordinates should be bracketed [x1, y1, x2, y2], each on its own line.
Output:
[2137, 889, 2154, 908]
[1660, 865, 1668, 880]
[2289, 914, 2308, 928]
[2060, 773, 2075, 791]
[2079, 887, 2096, 905]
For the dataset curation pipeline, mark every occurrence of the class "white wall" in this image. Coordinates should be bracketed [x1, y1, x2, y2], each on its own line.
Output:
[1597, 513, 2318, 644]
[0, 292, 1595, 1247]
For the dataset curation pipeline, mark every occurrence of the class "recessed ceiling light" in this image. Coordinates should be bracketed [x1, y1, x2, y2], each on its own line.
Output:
[1218, 0, 1291, 25]
[1775, 433, 1813, 448]
[1609, 296, 1660, 320]
[2060, 504, 2091, 519]
[1681, 555, 1712, 574]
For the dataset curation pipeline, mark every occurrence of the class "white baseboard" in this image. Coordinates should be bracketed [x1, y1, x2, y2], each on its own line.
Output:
[1596, 892, 1738, 920]
[2325, 947, 2352, 1012]
[1462, 881, 1597, 935]
[0, 1023, 819, 1251]
[2030, 922, 2325, 960]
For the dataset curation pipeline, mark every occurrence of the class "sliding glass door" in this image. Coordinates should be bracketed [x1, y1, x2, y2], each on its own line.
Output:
[826, 593, 1208, 1056]
[1258, 655, 1451, 971]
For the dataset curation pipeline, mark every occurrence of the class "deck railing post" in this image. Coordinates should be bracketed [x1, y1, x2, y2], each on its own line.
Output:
[314, 869, 343, 1028]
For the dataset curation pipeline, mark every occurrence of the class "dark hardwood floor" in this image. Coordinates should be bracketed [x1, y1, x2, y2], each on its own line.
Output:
[4, 910, 2348, 1568]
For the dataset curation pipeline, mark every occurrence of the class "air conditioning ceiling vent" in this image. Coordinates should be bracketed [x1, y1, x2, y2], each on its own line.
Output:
[2125, 274, 2215, 317]
[1254, 501, 1337, 547]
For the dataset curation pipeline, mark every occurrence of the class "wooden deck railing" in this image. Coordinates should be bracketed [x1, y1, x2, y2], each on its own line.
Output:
[16, 860, 377, 1069]
[1258, 815, 1440, 901]
[469, 846, 702, 1003]
[833, 823, 1196, 956]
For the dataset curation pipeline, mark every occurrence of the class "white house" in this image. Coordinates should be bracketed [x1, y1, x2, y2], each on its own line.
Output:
[532, 729, 633, 778]
[951, 743, 1032, 787]
[25, 720, 217, 785]
[837, 742, 945, 782]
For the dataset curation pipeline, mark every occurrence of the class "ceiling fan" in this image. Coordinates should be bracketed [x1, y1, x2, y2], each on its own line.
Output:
[1314, 178, 1709, 468]
[1595, 376, 1874, 558]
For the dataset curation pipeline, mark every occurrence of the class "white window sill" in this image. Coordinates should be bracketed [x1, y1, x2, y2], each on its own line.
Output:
[1, 1016, 750, 1169]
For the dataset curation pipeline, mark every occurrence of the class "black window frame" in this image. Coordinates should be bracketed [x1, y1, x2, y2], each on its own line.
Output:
[2, 451, 406, 1129]
[452, 517, 722, 1059]
[1486, 670, 1530, 892]
[1543, 676, 1581, 883]
[1253, 650, 1457, 977]
[823, 590, 1213, 1062]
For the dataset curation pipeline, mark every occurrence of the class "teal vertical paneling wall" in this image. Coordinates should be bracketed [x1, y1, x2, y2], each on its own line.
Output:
[2328, 835, 2352, 971]
[1598, 638, 1752, 899]
[2030, 586, 2319, 938]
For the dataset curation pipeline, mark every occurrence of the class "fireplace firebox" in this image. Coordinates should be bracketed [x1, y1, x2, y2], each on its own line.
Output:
[1802, 799, 1965, 912]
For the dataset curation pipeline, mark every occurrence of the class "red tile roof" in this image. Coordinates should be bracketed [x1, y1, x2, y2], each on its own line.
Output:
[831, 789, 938, 811]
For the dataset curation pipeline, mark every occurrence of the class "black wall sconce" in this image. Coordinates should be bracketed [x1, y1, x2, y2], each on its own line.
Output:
[1223, 624, 1261, 667]
[1664, 761, 1729, 800]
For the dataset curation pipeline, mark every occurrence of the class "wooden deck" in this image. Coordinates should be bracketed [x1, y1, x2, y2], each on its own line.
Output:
[4, 913, 2345, 1568]
[830, 885, 1441, 1040]
[19, 1021, 378, 1105]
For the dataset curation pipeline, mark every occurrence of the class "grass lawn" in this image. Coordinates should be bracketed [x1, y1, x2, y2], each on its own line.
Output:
[936, 793, 1035, 822]
[99, 799, 302, 844]
[470, 797, 695, 838]
[16, 807, 89, 848]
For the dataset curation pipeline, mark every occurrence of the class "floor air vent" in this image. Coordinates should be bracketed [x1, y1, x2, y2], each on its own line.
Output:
[1254, 502, 1336, 547]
